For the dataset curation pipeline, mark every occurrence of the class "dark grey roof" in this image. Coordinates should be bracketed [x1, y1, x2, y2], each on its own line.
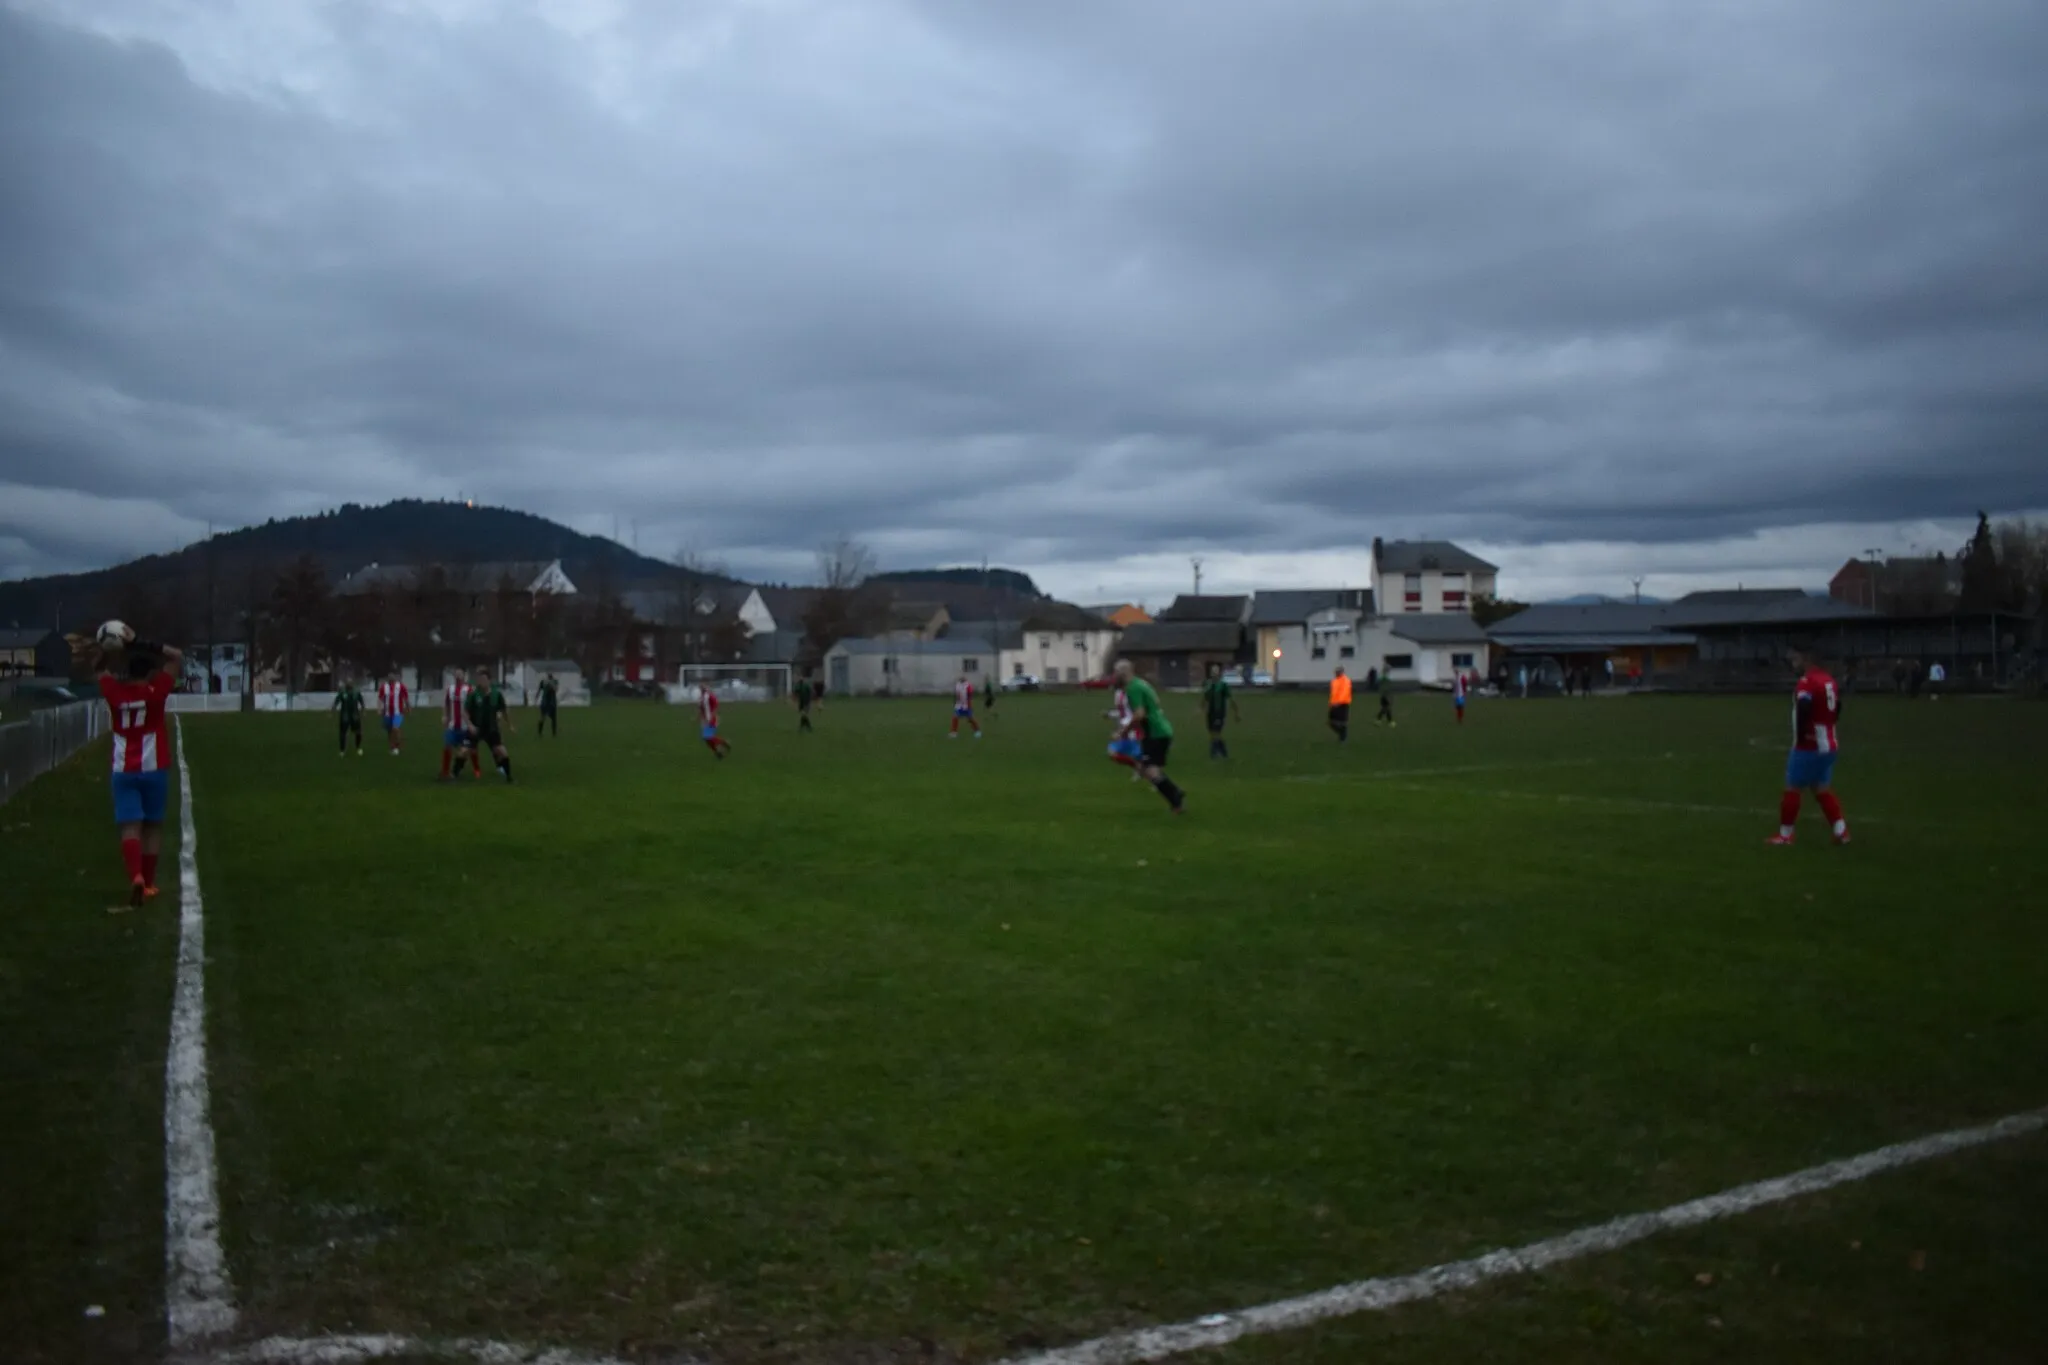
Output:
[740, 629, 807, 664]
[1250, 588, 1373, 624]
[621, 586, 744, 624]
[1389, 614, 1493, 644]
[945, 620, 1026, 651]
[1116, 621, 1244, 653]
[830, 634, 997, 657]
[1374, 539, 1498, 574]
[1490, 597, 1878, 644]
[754, 586, 821, 628]
[1016, 601, 1115, 632]
[1157, 594, 1251, 623]
[1673, 588, 1809, 607]
[0, 627, 61, 648]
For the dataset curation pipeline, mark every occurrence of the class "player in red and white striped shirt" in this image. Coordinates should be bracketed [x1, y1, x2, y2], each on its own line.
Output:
[699, 686, 732, 759]
[377, 672, 410, 755]
[96, 629, 183, 906]
[948, 676, 982, 738]
[440, 669, 481, 780]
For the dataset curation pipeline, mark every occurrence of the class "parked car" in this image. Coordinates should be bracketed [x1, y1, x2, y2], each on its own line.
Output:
[1081, 676, 1113, 690]
[1001, 674, 1041, 692]
[1235, 668, 1275, 687]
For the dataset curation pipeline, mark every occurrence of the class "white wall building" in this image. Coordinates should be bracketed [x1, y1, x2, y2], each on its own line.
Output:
[1385, 615, 1492, 686]
[1371, 539, 1499, 614]
[824, 634, 998, 696]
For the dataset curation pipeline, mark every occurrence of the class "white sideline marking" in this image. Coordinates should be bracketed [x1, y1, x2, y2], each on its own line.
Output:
[998, 1105, 2048, 1365]
[168, 720, 239, 1347]
[1280, 757, 1605, 784]
[206, 1335, 636, 1364]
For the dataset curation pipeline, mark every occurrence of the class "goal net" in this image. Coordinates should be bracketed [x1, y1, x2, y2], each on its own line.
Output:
[667, 663, 792, 704]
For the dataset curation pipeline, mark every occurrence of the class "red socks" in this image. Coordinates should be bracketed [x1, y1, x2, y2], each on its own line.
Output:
[1817, 791, 1847, 836]
[141, 853, 160, 889]
[1780, 789, 1848, 839]
[121, 836, 143, 883]
[440, 748, 452, 778]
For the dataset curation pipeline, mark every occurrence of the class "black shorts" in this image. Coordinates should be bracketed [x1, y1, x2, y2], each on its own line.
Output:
[1329, 703, 1351, 724]
[340, 716, 362, 733]
[473, 725, 504, 750]
[1141, 736, 1172, 768]
[1206, 708, 1228, 733]
[540, 700, 558, 715]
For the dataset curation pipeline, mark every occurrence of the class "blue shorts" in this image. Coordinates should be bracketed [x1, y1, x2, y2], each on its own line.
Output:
[1109, 737, 1141, 760]
[701, 725, 718, 741]
[954, 706, 974, 718]
[1785, 750, 1838, 789]
[445, 726, 466, 747]
[383, 713, 403, 730]
[111, 770, 170, 825]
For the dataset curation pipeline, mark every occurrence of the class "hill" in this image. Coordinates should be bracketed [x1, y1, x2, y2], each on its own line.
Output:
[0, 500, 724, 634]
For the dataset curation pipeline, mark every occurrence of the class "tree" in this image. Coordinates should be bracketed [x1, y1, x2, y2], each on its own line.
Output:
[269, 555, 331, 693]
[1959, 511, 2003, 611]
[800, 535, 880, 662]
[669, 546, 731, 668]
[1993, 518, 2048, 616]
[1470, 593, 1530, 627]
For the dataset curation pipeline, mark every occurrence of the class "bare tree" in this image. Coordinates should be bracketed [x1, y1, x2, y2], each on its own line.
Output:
[669, 545, 731, 668]
[817, 534, 877, 591]
[270, 554, 331, 695]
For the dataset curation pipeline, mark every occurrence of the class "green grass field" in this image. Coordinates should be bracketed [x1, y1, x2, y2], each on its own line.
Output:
[4, 690, 2046, 1364]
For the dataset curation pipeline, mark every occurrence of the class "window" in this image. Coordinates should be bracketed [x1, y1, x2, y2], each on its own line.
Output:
[1013, 662, 1024, 676]
[963, 658, 980, 674]
[1312, 645, 1327, 659]
[1384, 653, 1414, 670]
[1442, 591, 1468, 609]
[1404, 570, 1423, 609]
[1066, 667, 1080, 683]
[1339, 645, 1355, 658]
[468, 626, 486, 644]
[1452, 652, 1475, 668]
[882, 657, 897, 674]
[1039, 635, 1052, 649]
[640, 633, 656, 658]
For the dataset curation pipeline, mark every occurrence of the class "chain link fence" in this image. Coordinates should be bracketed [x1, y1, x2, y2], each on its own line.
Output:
[0, 701, 106, 807]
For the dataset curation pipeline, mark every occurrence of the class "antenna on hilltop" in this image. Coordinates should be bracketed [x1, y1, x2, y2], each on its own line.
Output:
[1632, 576, 1644, 605]
[1191, 556, 1204, 595]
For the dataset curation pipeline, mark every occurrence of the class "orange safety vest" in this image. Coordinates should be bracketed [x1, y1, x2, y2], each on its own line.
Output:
[1330, 675, 1353, 705]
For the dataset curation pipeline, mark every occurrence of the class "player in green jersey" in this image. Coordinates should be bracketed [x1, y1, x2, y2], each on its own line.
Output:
[464, 668, 514, 782]
[793, 674, 817, 733]
[1200, 663, 1241, 759]
[332, 678, 366, 756]
[1113, 659, 1186, 813]
[535, 672, 560, 737]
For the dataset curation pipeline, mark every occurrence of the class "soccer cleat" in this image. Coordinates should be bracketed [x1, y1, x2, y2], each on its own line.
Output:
[1833, 830, 1852, 845]
[1766, 834, 1796, 846]
[130, 877, 147, 908]
[143, 885, 161, 902]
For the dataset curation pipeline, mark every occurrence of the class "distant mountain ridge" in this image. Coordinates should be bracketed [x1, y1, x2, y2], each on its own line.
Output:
[869, 566, 1043, 598]
[0, 500, 721, 631]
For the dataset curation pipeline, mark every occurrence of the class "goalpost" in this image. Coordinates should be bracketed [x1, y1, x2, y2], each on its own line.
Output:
[667, 663, 793, 704]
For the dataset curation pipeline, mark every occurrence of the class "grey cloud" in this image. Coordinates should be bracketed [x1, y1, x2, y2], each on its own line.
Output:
[2, 0, 2046, 588]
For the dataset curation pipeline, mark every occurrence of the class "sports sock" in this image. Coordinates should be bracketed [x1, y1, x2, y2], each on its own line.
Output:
[499, 755, 513, 779]
[471, 753, 483, 775]
[1778, 790, 1801, 839]
[1816, 791, 1846, 836]
[1152, 776, 1185, 809]
[440, 748, 452, 777]
[121, 836, 143, 883]
[142, 852, 159, 888]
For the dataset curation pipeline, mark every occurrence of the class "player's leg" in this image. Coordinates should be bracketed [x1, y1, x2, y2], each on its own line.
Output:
[1771, 752, 1810, 844]
[339, 717, 349, 754]
[493, 739, 513, 781]
[1815, 757, 1848, 843]
[138, 802, 165, 899]
[1139, 739, 1185, 811]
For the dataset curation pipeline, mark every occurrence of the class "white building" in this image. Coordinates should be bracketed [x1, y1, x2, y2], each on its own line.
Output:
[1270, 605, 1397, 686]
[1386, 615, 1492, 686]
[1371, 539, 1499, 615]
[954, 603, 1122, 685]
[824, 634, 998, 696]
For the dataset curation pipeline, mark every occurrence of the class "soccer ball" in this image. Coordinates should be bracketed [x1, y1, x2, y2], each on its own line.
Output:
[96, 620, 133, 652]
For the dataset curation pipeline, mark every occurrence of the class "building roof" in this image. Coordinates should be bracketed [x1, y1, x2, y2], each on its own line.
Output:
[1390, 615, 1493, 644]
[739, 629, 807, 664]
[1489, 597, 1878, 646]
[1373, 539, 1498, 574]
[1157, 594, 1251, 623]
[829, 633, 998, 657]
[1672, 588, 1808, 607]
[1250, 588, 1374, 625]
[944, 620, 1027, 651]
[1116, 621, 1245, 653]
[754, 586, 822, 628]
[1016, 601, 1115, 632]
[339, 560, 569, 596]
[0, 627, 61, 648]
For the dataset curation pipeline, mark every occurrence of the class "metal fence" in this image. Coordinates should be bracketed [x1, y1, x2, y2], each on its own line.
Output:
[0, 700, 105, 807]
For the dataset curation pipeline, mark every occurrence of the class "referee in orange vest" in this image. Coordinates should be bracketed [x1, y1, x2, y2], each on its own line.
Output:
[1328, 666, 1353, 742]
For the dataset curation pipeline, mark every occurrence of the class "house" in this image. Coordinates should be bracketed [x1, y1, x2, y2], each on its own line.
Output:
[888, 601, 953, 640]
[1386, 615, 1493, 685]
[954, 602, 1119, 684]
[1487, 595, 1882, 686]
[336, 559, 579, 670]
[339, 559, 577, 600]
[823, 634, 998, 696]
[1251, 590, 1373, 677]
[1371, 539, 1498, 614]
[1157, 594, 1252, 625]
[180, 641, 251, 695]
[0, 628, 68, 679]
[1086, 602, 1153, 628]
[1269, 604, 1397, 685]
[1114, 621, 1244, 689]
[611, 585, 766, 683]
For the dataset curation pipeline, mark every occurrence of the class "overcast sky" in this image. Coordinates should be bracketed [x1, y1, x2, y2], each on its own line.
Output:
[3, 0, 2044, 606]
